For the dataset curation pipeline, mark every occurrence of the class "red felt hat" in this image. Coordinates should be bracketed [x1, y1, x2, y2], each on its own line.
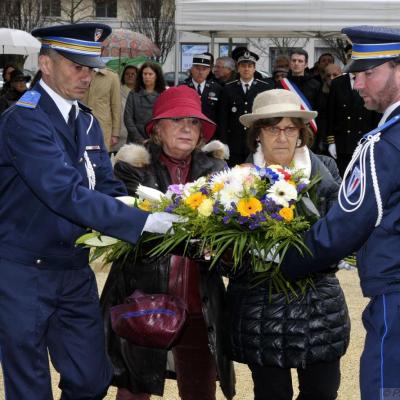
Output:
[145, 85, 216, 142]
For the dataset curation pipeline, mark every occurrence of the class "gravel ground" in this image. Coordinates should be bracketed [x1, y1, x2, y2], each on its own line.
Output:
[0, 267, 367, 399]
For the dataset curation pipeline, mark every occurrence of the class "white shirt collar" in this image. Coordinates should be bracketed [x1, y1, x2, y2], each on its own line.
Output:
[240, 78, 254, 91]
[39, 79, 78, 124]
[379, 100, 400, 126]
[192, 79, 205, 91]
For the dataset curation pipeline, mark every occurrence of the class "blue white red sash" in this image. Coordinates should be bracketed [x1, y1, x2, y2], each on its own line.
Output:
[280, 78, 318, 134]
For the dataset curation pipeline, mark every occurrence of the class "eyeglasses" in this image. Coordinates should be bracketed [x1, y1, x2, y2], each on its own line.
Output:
[263, 126, 299, 137]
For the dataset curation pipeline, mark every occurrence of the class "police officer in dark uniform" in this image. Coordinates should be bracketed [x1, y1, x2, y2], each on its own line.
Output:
[218, 49, 273, 166]
[326, 72, 381, 175]
[183, 53, 222, 125]
[280, 26, 400, 400]
[0, 23, 178, 400]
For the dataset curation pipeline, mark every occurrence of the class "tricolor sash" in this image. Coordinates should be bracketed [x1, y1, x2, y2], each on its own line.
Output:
[280, 78, 318, 134]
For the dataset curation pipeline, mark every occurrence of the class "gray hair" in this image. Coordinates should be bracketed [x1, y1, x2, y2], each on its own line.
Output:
[216, 56, 236, 71]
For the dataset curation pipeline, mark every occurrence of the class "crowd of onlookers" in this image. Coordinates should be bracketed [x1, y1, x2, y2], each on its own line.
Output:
[0, 43, 380, 177]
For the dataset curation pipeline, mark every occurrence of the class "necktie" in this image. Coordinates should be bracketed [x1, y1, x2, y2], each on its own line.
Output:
[68, 104, 77, 141]
[68, 104, 76, 133]
[244, 83, 249, 94]
[197, 84, 202, 95]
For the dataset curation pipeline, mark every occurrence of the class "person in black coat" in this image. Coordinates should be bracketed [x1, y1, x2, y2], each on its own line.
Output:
[326, 73, 381, 175]
[223, 89, 350, 400]
[101, 86, 235, 400]
[183, 53, 223, 125]
[218, 49, 273, 166]
[0, 69, 30, 114]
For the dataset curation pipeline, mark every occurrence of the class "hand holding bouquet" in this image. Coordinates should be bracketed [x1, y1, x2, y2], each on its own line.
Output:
[77, 164, 320, 294]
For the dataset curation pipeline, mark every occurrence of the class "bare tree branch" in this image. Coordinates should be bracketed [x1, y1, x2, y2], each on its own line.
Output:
[57, 0, 94, 24]
[249, 37, 310, 57]
[126, 0, 175, 63]
[319, 36, 350, 64]
[0, 0, 45, 32]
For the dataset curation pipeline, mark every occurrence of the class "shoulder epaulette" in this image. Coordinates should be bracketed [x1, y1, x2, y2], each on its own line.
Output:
[16, 90, 41, 109]
[255, 78, 272, 85]
[226, 79, 239, 86]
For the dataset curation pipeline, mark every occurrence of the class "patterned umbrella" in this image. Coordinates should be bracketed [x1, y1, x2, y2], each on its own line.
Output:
[101, 29, 160, 59]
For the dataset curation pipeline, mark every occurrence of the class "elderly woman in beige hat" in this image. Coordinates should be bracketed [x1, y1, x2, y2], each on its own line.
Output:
[223, 89, 350, 400]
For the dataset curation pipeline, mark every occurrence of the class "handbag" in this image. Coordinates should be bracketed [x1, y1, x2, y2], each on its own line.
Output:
[110, 289, 188, 349]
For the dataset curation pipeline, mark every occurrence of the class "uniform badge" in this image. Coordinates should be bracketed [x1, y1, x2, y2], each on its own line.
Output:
[346, 166, 362, 197]
[86, 145, 101, 150]
[209, 91, 215, 97]
[94, 29, 103, 42]
[231, 106, 237, 113]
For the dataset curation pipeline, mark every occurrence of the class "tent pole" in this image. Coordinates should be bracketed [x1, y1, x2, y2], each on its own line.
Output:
[210, 31, 215, 61]
[174, 28, 180, 86]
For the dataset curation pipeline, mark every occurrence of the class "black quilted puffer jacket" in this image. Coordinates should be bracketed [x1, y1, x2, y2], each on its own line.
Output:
[225, 151, 350, 368]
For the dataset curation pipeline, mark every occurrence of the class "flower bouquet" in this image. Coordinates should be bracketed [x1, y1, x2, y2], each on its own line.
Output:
[77, 164, 321, 294]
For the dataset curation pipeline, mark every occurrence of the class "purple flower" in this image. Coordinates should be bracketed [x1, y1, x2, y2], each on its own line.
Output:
[271, 213, 284, 221]
[168, 184, 184, 195]
[223, 216, 230, 224]
[297, 183, 307, 193]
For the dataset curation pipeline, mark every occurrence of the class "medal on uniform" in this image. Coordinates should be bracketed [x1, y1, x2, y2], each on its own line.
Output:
[231, 106, 237, 112]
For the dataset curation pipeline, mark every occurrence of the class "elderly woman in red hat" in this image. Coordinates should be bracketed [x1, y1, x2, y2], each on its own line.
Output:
[101, 85, 235, 400]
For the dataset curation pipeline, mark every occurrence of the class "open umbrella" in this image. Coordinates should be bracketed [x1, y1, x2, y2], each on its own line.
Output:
[0, 28, 41, 55]
[106, 56, 161, 74]
[101, 29, 160, 59]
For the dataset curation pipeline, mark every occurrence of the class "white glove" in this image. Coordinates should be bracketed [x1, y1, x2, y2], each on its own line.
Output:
[142, 212, 185, 234]
[338, 260, 356, 271]
[252, 246, 280, 263]
[328, 144, 337, 159]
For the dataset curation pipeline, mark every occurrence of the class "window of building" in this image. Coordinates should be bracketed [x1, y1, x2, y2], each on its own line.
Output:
[95, 0, 117, 18]
[42, 0, 61, 17]
[181, 43, 209, 72]
[219, 43, 247, 57]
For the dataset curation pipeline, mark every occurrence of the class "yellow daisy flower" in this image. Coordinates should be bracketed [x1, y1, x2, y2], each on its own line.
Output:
[185, 192, 207, 209]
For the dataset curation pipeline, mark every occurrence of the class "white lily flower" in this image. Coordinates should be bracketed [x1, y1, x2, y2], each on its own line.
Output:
[136, 184, 165, 202]
[116, 196, 136, 207]
[267, 180, 298, 208]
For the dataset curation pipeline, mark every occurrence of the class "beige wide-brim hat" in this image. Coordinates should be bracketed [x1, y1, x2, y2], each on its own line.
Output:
[239, 89, 318, 128]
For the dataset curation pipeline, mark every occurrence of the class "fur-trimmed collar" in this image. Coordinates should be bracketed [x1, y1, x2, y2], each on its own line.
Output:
[114, 140, 229, 169]
[252, 143, 311, 178]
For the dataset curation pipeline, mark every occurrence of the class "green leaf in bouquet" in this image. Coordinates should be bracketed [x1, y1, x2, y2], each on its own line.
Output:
[75, 231, 100, 245]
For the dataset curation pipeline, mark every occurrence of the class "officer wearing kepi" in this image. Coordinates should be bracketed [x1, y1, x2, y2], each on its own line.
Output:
[183, 53, 222, 125]
[0, 23, 177, 399]
[280, 26, 400, 400]
[218, 49, 273, 166]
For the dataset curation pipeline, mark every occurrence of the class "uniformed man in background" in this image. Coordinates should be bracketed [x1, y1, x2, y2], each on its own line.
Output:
[281, 25, 400, 400]
[0, 23, 176, 399]
[183, 53, 222, 125]
[218, 49, 273, 166]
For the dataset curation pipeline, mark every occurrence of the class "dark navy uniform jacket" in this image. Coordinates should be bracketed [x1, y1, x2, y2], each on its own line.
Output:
[218, 78, 273, 165]
[281, 106, 400, 298]
[183, 79, 223, 124]
[0, 83, 148, 270]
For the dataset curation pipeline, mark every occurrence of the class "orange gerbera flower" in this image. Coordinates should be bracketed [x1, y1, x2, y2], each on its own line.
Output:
[185, 192, 207, 209]
[237, 197, 263, 217]
[279, 207, 294, 222]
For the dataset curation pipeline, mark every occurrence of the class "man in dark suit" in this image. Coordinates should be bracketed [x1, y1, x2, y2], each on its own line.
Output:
[183, 53, 222, 125]
[326, 72, 381, 175]
[218, 49, 273, 166]
[0, 23, 177, 399]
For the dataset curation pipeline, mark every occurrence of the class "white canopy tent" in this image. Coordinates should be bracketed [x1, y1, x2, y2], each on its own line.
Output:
[175, 0, 400, 38]
[173, 0, 400, 78]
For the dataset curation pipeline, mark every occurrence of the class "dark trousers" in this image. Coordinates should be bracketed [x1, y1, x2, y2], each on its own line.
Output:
[0, 259, 113, 400]
[249, 360, 340, 400]
[361, 293, 400, 400]
[118, 314, 217, 400]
